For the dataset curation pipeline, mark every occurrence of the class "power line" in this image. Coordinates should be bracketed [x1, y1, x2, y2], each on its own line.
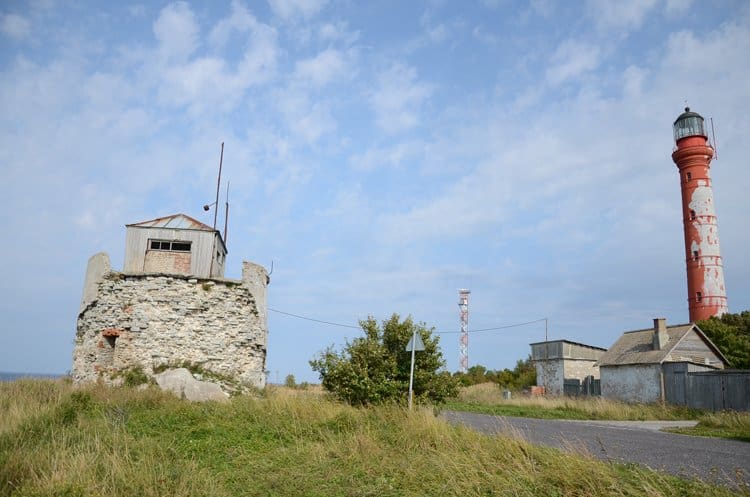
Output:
[268, 308, 360, 329]
[268, 307, 545, 335]
[436, 318, 547, 334]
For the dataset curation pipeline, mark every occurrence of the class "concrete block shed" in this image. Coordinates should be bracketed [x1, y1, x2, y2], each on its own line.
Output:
[530, 340, 606, 395]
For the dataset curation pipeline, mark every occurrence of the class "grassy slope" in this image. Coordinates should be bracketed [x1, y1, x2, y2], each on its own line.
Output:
[0, 380, 746, 497]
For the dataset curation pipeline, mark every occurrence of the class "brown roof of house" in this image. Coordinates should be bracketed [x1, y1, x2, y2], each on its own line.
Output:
[127, 213, 214, 232]
[597, 324, 694, 367]
[126, 213, 227, 253]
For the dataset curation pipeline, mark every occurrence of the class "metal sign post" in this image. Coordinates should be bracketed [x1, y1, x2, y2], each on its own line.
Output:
[405, 330, 425, 411]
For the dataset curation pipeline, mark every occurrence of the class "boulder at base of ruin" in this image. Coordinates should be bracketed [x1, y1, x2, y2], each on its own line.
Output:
[154, 368, 229, 402]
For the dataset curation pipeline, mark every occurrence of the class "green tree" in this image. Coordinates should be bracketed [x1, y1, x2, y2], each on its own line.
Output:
[310, 314, 458, 406]
[698, 311, 750, 369]
[284, 374, 297, 389]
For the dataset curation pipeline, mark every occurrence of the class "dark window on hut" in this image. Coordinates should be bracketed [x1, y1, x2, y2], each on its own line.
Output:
[149, 240, 192, 252]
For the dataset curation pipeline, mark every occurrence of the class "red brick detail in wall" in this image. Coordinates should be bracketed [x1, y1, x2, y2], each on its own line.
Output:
[144, 250, 192, 275]
[102, 328, 122, 337]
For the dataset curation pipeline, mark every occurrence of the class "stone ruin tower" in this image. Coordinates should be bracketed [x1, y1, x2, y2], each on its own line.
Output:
[73, 213, 268, 389]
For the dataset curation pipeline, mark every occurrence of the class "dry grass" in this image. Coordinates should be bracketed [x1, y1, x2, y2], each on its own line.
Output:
[451, 382, 700, 420]
[0, 379, 744, 497]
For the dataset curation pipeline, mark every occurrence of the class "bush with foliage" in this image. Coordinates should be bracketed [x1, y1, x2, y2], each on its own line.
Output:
[698, 311, 750, 369]
[310, 314, 458, 406]
[453, 357, 537, 390]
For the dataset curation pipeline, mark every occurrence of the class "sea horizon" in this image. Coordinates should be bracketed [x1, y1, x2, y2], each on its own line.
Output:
[0, 371, 65, 382]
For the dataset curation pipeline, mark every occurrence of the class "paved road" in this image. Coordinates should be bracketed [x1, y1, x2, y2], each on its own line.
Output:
[442, 410, 750, 488]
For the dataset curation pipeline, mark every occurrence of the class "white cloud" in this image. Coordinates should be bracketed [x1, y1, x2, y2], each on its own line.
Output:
[665, 0, 694, 16]
[369, 63, 433, 133]
[349, 142, 421, 172]
[585, 0, 658, 31]
[268, 0, 328, 20]
[622, 65, 647, 98]
[545, 40, 601, 85]
[153, 2, 199, 62]
[276, 89, 336, 144]
[472, 25, 499, 44]
[426, 23, 448, 43]
[294, 48, 346, 87]
[208, 0, 256, 49]
[318, 21, 359, 44]
[153, 5, 278, 116]
[530, 0, 555, 18]
[0, 13, 31, 40]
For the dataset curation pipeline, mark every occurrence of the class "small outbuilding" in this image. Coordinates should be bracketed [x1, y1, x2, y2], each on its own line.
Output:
[597, 318, 728, 403]
[124, 213, 227, 278]
[530, 340, 607, 395]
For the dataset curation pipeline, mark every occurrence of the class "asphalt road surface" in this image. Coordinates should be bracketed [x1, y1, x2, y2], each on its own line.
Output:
[442, 410, 750, 488]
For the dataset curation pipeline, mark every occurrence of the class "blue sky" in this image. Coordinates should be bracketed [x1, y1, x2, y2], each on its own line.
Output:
[1, 0, 748, 382]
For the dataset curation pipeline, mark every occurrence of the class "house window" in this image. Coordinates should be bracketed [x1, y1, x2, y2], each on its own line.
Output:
[696, 291, 703, 302]
[149, 240, 191, 252]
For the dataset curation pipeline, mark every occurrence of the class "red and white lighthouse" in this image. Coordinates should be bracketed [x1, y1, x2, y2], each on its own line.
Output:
[671, 107, 728, 321]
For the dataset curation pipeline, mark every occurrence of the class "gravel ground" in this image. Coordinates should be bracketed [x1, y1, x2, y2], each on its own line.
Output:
[442, 410, 750, 489]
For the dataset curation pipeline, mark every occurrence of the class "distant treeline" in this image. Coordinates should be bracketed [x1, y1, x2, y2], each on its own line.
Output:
[452, 357, 536, 390]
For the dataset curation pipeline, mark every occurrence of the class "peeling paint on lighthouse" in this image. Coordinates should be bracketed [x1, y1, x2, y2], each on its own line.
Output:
[671, 107, 728, 321]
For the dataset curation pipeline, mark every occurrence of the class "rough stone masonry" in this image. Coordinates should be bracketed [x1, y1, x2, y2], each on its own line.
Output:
[73, 253, 268, 389]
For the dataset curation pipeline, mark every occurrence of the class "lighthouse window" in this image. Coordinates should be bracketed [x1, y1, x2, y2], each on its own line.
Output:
[686, 172, 692, 181]
[696, 292, 703, 302]
[689, 210, 696, 220]
[693, 250, 699, 260]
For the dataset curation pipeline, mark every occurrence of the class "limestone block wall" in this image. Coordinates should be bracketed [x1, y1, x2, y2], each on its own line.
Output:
[73, 253, 268, 389]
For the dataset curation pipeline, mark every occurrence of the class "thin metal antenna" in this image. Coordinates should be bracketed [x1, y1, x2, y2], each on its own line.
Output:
[710, 117, 718, 160]
[223, 180, 230, 245]
[213, 142, 224, 231]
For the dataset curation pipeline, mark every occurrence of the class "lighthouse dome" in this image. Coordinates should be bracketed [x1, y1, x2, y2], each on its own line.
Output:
[673, 107, 706, 142]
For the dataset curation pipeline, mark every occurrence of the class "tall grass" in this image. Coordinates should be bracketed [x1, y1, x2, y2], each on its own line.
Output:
[449, 382, 701, 420]
[0, 380, 744, 496]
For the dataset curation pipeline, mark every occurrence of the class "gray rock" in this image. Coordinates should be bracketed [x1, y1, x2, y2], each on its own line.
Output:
[154, 368, 229, 402]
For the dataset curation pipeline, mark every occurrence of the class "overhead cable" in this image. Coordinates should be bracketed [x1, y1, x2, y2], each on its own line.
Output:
[268, 307, 544, 334]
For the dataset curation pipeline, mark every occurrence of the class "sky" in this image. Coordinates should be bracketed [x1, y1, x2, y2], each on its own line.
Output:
[1, 0, 748, 383]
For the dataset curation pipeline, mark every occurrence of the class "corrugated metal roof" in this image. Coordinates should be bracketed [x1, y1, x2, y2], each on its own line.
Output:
[597, 324, 694, 366]
[127, 213, 215, 232]
[529, 339, 607, 351]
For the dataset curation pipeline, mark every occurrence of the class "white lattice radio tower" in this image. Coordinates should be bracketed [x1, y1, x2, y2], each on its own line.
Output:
[458, 289, 470, 373]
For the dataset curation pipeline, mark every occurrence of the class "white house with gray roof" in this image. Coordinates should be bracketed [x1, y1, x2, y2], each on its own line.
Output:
[597, 318, 728, 403]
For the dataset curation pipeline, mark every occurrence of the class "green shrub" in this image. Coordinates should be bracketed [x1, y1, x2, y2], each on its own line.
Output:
[310, 313, 458, 406]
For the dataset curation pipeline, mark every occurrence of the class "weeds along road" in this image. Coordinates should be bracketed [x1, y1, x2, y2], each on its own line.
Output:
[442, 411, 750, 488]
